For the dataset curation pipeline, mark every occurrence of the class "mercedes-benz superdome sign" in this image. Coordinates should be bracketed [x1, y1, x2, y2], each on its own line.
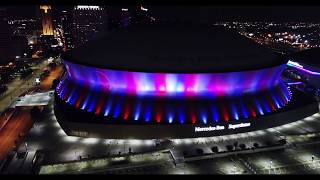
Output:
[194, 123, 251, 132]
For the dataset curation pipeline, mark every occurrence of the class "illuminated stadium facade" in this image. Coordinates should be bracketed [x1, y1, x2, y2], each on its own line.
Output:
[54, 23, 319, 139]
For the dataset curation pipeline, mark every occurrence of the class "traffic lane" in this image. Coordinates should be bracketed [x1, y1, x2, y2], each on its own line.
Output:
[0, 107, 33, 160]
[0, 62, 62, 160]
[40, 65, 63, 91]
[0, 108, 15, 131]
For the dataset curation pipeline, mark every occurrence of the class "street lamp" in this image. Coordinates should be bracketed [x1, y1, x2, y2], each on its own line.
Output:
[74, 151, 78, 160]
[25, 142, 28, 151]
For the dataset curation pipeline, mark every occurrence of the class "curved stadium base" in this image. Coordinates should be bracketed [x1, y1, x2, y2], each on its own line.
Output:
[54, 90, 319, 139]
[53, 23, 307, 140]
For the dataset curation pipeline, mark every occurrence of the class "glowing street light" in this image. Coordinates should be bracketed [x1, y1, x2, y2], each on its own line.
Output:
[312, 155, 315, 162]
[141, 6, 148, 11]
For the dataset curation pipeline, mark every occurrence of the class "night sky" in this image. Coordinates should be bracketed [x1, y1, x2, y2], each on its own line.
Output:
[6, 6, 37, 19]
[4, 5, 320, 22]
[150, 6, 320, 22]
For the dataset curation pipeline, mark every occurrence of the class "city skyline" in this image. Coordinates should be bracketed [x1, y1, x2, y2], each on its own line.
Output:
[4, 5, 320, 22]
[1, 5, 320, 65]
[1, 5, 320, 175]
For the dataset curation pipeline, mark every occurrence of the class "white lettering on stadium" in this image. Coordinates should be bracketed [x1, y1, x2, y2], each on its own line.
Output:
[194, 125, 225, 132]
[194, 123, 251, 132]
[228, 123, 251, 129]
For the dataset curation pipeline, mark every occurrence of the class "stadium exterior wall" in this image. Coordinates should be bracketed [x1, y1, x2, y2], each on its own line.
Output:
[54, 94, 319, 139]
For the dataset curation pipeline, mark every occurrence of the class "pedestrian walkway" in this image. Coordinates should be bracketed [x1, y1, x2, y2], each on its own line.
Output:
[38, 150, 172, 174]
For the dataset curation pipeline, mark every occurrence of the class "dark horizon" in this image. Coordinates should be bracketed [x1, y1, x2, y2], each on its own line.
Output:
[3, 5, 320, 22]
[150, 6, 320, 22]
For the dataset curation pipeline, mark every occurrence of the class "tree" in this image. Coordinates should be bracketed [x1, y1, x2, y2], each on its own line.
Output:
[239, 144, 246, 150]
[265, 141, 273, 146]
[211, 146, 219, 153]
[51, 79, 60, 89]
[183, 151, 188, 157]
[196, 148, 203, 155]
[48, 62, 57, 70]
[30, 106, 41, 118]
[278, 139, 287, 145]
[226, 145, 234, 151]
[233, 141, 239, 148]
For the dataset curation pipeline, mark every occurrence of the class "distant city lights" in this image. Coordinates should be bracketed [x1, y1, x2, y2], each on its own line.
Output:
[75, 5, 102, 10]
[141, 6, 148, 11]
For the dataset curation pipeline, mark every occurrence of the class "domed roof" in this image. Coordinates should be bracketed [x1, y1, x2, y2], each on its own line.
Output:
[62, 22, 287, 73]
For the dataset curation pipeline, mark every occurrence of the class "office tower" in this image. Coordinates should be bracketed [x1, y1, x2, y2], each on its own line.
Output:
[0, 8, 14, 64]
[72, 5, 107, 47]
[40, 5, 54, 36]
[60, 8, 74, 51]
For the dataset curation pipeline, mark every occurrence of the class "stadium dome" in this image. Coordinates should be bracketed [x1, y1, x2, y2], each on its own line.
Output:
[62, 22, 286, 73]
[52, 22, 318, 139]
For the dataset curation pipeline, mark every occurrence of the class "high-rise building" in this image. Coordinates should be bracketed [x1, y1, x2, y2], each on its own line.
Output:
[40, 5, 54, 36]
[107, 6, 153, 31]
[120, 7, 130, 27]
[59, 8, 74, 51]
[0, 8, 14, 65]
[39, 5, 61, 57]
[132, 6, 151, 24]
[72, 5, 107, 47]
